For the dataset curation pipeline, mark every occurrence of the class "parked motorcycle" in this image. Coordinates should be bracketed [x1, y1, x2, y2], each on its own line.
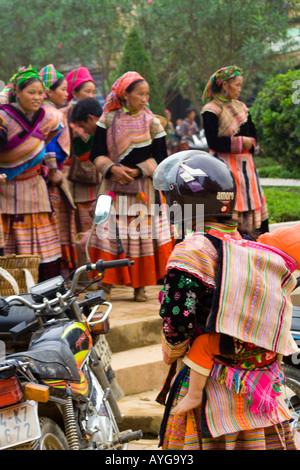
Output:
[0, 194, 142, 450]
[168, 130, 209, 155]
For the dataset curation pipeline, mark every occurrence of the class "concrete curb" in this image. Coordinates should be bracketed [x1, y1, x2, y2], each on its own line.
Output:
[260, 178, 300, 187]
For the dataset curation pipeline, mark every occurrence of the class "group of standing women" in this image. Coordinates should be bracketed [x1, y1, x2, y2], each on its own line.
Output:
[0, 65, 175, 300]
[0, 64, 99, 281]
[1, 58, 297, 451]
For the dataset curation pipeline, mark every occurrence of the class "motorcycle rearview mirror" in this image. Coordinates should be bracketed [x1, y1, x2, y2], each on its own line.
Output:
[94, 194, 113, 225]
[85, 194, 113, 264]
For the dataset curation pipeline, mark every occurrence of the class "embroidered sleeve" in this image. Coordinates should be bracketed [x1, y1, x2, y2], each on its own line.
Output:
[230, 136, 244, 153]
[161, 335, 190, 364]
[71, 123, 90, 143]
[159, 268, 214, 345]
[44, 108, 61, 136]
[136, 158, 157, 177]
[44, 154, 58, 169]
[203, 111, 257, 154]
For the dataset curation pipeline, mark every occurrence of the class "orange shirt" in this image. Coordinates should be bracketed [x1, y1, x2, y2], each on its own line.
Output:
[183, 333, 221, 376]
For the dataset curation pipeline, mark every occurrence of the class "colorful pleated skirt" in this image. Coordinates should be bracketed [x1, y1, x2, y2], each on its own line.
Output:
[214, 150, 268, 231]
[89, 211, 175, 289]
[2, 212, 61, 264]
[48, 184, 78, 270]
[159, 367, 300, 451]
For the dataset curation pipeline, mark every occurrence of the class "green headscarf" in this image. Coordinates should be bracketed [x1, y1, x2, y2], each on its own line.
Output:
[202, 65, 242, 103]
[38, 64, 64, 90]
[2, 65, 44, 103]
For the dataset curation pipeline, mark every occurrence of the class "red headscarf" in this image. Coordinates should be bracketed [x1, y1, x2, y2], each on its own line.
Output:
[65, 67, 95, 102]
[103, 71, 146, 113]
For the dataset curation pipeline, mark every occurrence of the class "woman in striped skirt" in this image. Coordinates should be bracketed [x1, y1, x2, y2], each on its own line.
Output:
[88, 71, 175, 302]
[153, 151, 299, 450]
[39, 64, 78, 274]
[0, 66, 62, 281]
[201, 65, 268, 234]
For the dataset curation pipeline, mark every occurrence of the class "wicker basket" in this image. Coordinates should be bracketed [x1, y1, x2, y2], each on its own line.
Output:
[0, 254, 40, 296]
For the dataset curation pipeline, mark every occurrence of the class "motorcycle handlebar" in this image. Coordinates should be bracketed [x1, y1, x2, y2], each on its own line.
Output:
[95, 258, 134, 272]
[1, 257, 135, 313]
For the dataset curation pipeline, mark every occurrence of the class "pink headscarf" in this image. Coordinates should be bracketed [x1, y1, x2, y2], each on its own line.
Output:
[103, 71, 146, 113]
[65, 67, 95, 102]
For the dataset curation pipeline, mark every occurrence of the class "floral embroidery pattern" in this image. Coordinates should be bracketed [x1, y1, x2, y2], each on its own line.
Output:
[177, 275, 199, 289]
[159, 269, 213, 344]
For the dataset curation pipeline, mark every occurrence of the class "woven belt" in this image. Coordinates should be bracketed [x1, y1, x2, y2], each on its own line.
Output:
[13, 164, 42, 181]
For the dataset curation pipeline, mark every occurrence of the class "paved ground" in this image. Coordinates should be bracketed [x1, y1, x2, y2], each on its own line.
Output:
[128, 438, 160, 450]
[107, 284, 161, 325]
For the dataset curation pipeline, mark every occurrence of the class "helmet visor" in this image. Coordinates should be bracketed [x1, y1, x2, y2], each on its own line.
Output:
[153, 152, 192, 191]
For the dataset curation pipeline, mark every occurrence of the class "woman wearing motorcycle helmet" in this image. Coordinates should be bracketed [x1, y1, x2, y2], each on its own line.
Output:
[154, 150, 299, 450]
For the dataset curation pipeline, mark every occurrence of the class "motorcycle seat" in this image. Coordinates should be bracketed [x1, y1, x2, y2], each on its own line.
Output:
[8, 340, 81, 383]
[0, 296, 36, 334]
[291, 306, 300, 333]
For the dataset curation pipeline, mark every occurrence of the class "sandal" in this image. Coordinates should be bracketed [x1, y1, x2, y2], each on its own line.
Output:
[134, 287, 148, 302]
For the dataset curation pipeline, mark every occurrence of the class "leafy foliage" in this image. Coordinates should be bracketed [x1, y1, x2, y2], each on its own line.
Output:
[0, 0, 133, 96]
[134, 0, 299, 108]
[115, 28, 165, 115]
[251, 69, 300, 169]
[0, 0, 298, 109]
[263, 187, 300, 223]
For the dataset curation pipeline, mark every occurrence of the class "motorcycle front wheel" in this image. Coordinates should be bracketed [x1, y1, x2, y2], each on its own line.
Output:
[282, 364, 300, 433]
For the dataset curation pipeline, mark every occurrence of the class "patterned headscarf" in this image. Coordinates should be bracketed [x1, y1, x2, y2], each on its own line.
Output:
[201, 65, 242, 103]
[3, 65, 44, 103]
[39, 64, 64, 90]
[103, 71, 147, 113]
[65, 67, 95, 102]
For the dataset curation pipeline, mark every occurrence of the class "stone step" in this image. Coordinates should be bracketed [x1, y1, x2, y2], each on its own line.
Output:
[118, 389, 164, 438]
[107, 316, 162, 353]
[128, 438, 160, 451]
[111, 343, 168, 396]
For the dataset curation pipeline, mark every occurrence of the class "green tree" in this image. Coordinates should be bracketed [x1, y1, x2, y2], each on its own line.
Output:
[134, 0, 300, 110]
[251, 69, 300, 170]
[116, 27, 165, 115]
[0, 0, 133, 96]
